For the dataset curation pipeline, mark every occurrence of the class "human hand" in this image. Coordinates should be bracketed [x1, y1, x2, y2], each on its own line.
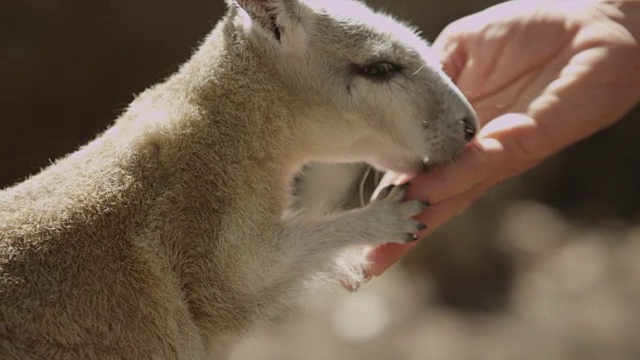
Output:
[366, 0, 640, 277]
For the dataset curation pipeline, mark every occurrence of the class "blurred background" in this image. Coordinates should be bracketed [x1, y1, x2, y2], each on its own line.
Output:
[1, 1, 639, 359]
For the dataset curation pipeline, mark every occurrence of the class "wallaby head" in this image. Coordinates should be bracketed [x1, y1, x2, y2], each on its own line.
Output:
[227, 0, 477, 174]
[0, 2, 478, 358]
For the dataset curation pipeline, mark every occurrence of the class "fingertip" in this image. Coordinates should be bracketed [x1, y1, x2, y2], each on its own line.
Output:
[477, 113, 536, 139]
[365, 242, 418, 277]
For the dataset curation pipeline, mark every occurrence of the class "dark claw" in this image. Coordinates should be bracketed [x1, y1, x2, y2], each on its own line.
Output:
[418, 223, 427, 231]
[405, 233, 419, 242]
[400, 182, 411, 190]
[421, 200, 431, 209]
[379, 184, 395, 197]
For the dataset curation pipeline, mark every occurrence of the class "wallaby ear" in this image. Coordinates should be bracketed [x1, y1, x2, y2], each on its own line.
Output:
[233, 0, 301, 42]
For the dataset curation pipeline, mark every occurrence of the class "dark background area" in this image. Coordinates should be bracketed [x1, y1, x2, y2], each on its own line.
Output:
[2, 1, 639, 359]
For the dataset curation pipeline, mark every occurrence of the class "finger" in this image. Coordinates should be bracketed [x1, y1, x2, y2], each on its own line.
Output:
[412, 182, 489, 233]
[364, 242, 419, 277]
[366, 182, 489, 276]
[407, 112, 553, 204]
[404, 137, 506, 204]
[366, 114, 547, 277]
[479, 113, 550, 170]
[364, 137, 501, 277]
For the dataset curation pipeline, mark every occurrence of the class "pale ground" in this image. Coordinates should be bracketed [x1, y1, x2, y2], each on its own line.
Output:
[230, 200, 640, 360]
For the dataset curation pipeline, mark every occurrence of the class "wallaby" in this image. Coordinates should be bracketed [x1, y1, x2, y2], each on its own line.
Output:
[0, 0, 477, 358]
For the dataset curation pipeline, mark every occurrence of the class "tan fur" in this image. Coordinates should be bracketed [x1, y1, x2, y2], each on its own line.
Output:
[0, 1, 476, 358]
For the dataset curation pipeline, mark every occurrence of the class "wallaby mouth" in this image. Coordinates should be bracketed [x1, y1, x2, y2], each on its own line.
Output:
[418, 114, 477, 171]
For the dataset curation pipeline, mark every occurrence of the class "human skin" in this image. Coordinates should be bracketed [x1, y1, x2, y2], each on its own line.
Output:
[366, 0, 640, 276]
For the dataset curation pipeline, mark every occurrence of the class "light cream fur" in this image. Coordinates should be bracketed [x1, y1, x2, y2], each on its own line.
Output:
[0, 0, 476, 358]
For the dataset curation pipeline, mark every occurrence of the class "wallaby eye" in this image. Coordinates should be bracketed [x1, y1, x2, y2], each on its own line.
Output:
[354, 61, 403, 81]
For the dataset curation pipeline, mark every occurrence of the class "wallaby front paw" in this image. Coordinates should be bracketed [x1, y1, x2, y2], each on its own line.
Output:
[366, 183, 428, 244]
[334, 247, 372, 292]
[339, 265, 371, 292]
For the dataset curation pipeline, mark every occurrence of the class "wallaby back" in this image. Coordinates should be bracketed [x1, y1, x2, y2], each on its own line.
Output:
[0, 0, 476, 358]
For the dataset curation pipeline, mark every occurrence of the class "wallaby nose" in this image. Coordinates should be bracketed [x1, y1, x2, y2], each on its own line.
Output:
[462, 115, 477, 142]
